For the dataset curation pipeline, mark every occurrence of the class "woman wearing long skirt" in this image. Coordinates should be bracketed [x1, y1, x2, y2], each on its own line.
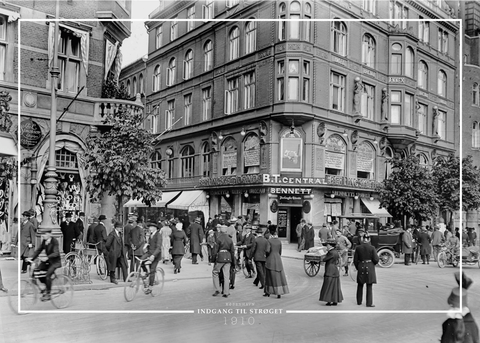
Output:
[170, 222, 187, 274]
[319, 239, 343, 306]
[159, 220, 173, 263]
[264, 225, 289, 298]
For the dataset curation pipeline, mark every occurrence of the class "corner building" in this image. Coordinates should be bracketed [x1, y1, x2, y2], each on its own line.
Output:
[143, 0, 460, 243]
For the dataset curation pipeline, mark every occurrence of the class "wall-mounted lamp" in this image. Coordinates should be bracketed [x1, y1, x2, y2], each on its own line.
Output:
[225, 192, 230, 198]
[354, 193, 359, 200]
[240, 127, 246, 136]
[330, 194, 335, 199]
[373, 137, 378, 144]
[369, 193, 374, 201]
[165, 148, 173, 156]
[206, 193, 210, 199]
[218, 131, 224, 140]
[244, 192, 249, 198]
[342, 130, 348, 137]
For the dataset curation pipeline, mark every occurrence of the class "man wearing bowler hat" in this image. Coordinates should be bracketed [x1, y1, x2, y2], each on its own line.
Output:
[251, 226, 269, 289]
[60, 212, 80, 254]
[140, 223, 162, 293]
[106, 222, 128, 284]
[93, 214, 108, 256]
[20, 211, 36, 273]
[186, 218, 204, 264]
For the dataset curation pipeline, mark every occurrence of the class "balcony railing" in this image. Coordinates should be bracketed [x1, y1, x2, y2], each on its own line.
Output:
[93, 95, 144, 125]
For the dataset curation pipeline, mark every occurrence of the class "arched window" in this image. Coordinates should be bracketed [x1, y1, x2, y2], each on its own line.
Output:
[417, 153, 429, 168]
[243, 134, 260, 174]
[305, 2, 312, 13]
[180, 145, 195, 178]
[245, 21, 256, 54]
[56, 148, 78, 169]
[473, 83, 479, 106]
[183, 49, 193, 80]
[221, 137, 237, 175]
[331, 21, 347, 56]
[437, 70, 447, 97]
[362, 34, 375, 68]
[150, 151, 162, 169]
[201, 142, 211, 177]
[133, 76, 137, 96]
[204, 40, 213, 71]
[390, 43, 402, 74]
[357, 141, 376, 179]
[167, 57, 176, 86]
[139, 74, 144, 94]
[126, 79, 131, 96]
[229, 26, 239, 61]
[153, 65, 161, 92]
[289, 1, 301, 40]
[473, 122, 480, 148]
[418, 60, 428, 89]
[324, 134, 346, 176]
[384, 146, 393, 179]
[279, 2, 286, 12]
[405, 47, 414, 78]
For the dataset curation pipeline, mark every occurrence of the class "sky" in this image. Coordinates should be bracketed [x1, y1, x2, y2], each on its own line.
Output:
[121, 0, 160, 67]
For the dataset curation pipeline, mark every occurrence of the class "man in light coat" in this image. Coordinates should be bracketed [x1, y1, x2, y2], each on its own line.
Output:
[295, 219, 305, 251]
[431, 225, 444, 262]
[402, 227, 414, 265]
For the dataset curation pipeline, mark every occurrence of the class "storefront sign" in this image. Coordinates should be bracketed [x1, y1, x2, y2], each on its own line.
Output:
[325, 151, 345, 170]
[333, 191, 371, 198]
[270, 200, 278, 213]
[280, 137, 302, 172]
[278, 195, 303, 205]
[270, 187, 312, 195]
[244, 135, 260, 167]
[20, 119, 42, 149]
[199, 174, 263, 187]
[222, 151, 237, 169]
[210, 188, 266, 195]
[263, 174, 380, 189]
[356, 142, 374, 173]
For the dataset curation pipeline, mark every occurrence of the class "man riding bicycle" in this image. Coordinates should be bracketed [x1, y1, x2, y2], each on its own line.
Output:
[27, 228, 61, 301]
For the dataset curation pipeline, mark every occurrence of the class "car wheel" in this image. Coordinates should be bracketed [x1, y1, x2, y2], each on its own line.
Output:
[377, 249, 395, 268]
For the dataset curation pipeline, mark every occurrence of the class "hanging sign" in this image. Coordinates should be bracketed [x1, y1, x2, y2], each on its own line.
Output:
[20, 119, 42, 149]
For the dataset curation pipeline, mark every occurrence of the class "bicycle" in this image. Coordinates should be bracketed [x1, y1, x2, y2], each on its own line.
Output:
[237, 246, 255, 278]
[64, 241, 108, 281]
[124, 256, 165, 302]
[437, 244, 460, 268]
[7, 259, 74, 313]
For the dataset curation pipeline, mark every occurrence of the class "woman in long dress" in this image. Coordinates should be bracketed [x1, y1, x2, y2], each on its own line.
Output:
[319, 239, 344, 306]
[159, 220, 172, 263]
[264, 225, 289, 298]
[170, 222, 187, 274]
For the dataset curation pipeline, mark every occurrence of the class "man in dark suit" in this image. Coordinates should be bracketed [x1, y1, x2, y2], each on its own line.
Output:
[105, 222, 127, 284]
[123, 216, 136, 271]
[238, 225, 256, 278]
[186, 218, 204, 264]
[60, 212, 80, 254]
[86, 217, 98, 244]
[251, 227, 269, 289]
[212, 225, 235, 298]
[20, 211, 36, 273]
[141, 223, 162, 294]
[353, 234, 379, 307]
[129, 218, 145, 273]
[29, 228, 61, 301]
[75, 212, 86, 242]
[93, 214, 108, 255]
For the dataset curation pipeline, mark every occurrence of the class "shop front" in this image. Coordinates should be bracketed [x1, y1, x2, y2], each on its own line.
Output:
[123, 191, 181, 224]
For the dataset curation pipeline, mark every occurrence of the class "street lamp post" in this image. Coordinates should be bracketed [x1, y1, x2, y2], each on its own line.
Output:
[38, 2, 62, 252]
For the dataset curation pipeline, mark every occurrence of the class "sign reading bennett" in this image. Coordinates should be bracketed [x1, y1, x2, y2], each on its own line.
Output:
[20, 119, 43, 150]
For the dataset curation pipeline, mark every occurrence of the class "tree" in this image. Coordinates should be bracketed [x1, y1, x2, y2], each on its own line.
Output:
[85, 105, 166, 222]
[378, 154, 439, 224]
[431, 153, 459, 227]
[462, 155, 480, 212]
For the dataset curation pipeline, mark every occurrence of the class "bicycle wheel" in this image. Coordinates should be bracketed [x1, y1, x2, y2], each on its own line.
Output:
[51, 275, 74, 309]
[437, 252, 446, 268]
[8, 280, 38, 314]
[64, 253, 81, 279]
[150, 268, 165, 297]
[96, 255, 108, 280]
[349, 260, 357, 282]
[124, 272, 140, 302]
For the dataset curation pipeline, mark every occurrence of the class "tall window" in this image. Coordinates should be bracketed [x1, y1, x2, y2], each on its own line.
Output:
[58, 29, 81, 93]
[405, 47, 414, 78]
[170, 17, 178, 41]
[289, 1, 301, 40]
[0, 16, 6, 81]
[151, 106, 159, 134]
[245, 21, 256, 54]
[390, 91, 402, 124]
[390, 43, 402, 74]
[133, 76, 137, 96]
[201, 142, 211, 177]
[139, 74, 144, 94]
[155, 25, 163, 49]
[304, 5, 312, 42]
[181, 146, 195, 178]
[303, 61, 310, 102]
[438, 28, 448, 54]
[418, 61, 428, 90]
[363, 0, 376, 14]
[277, 60, 285, 101]
[225, 77, 239, 114]
[330, 71, 345, 112]
[166, 100, 175, 129]
[153, 65, 161, 92]
[361, 83, 375, 120]
[473, 122, 480, 148]
[332, 21, 347, 56]
[184, 94, 192, 125]
[167, 58, 176, 86]
[418, 19, 429, 43]
[278, 3, 286, 41]
[473, 83, 479, 106]
[437, 70, 447, 97]
[288, 60, 299, 100]
[438, 110, 446, 139]
[222, 138, 237, 175]
[404, 93, 414, 127]
[126, 80, 131, 96]
[183, 50, 193, 80]
[204, 40, 213, 71]
[202, 87, 212, 120]
[203, 0, 214, 20]
[187, 6, 195, 32]
[244, 71, 255, 109]
[417, 103, 427, 134]
[229, 26, 239, 61]
[357, 142, 375, 179]
[325, 135, 346, 176]
[150, 151, 162, 169]
[390, 2, 409, 29]
[362, 34, 375, 68]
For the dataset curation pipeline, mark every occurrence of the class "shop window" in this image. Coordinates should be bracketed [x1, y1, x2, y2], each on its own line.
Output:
[201, 142, 211, 177]
[245, 21, 256, 54]
[150, 151, 162, 169]
[204, 40, 213, 72]
[331, 21, 347, 56]
[405, 47, 414, 78]
[222, 137, 237, 175]
[362, 34, 375, 68]
[243, 134, 260, 174]
[356, 141, 375, 179]
[325, 135, 346, 176]
[418, 60, 428, 89]
[180, 146, 195, 178]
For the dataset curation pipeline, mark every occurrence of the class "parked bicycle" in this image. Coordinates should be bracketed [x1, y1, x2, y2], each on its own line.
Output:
[124, 256, 165, 302]
[8, 259, 73, 313]
[437, 244, 460, 268]
[64, 241, 108, 281]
